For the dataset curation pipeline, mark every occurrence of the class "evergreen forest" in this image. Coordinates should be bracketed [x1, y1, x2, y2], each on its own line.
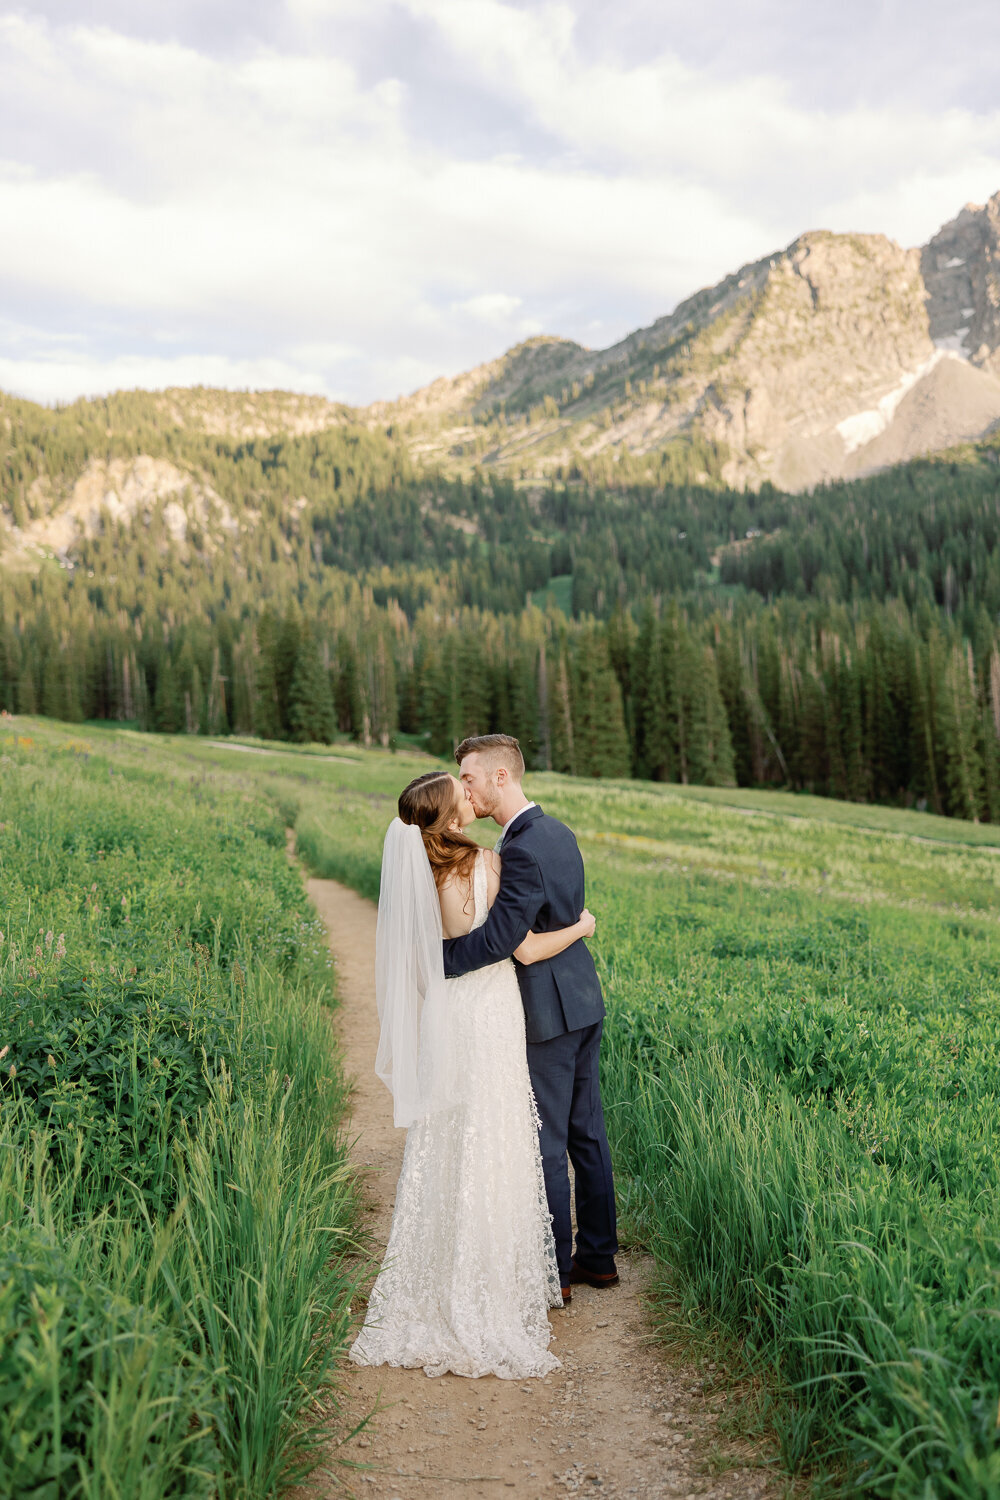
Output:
[3, 386, 1000, 821]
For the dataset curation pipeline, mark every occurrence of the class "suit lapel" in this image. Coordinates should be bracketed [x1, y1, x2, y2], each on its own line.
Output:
[499, 804, 543, 850]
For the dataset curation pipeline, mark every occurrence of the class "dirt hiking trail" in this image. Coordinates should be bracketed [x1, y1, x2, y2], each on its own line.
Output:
[297, 868, 781, 1500]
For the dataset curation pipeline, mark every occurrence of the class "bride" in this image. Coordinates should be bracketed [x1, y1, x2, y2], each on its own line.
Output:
[349, 769, 596, 1380]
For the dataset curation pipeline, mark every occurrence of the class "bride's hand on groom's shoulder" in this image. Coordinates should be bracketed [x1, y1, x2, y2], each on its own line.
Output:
[578, 908, 596, 939]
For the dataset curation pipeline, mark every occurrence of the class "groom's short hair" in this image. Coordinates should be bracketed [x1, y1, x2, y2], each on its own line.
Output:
[455, 733, 525, 783]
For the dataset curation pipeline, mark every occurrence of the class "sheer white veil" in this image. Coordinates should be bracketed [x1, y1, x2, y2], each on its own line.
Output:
[374, 817, 459, 1128]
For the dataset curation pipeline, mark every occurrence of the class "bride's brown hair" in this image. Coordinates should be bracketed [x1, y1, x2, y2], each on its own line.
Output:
[398, 772, 480, 892]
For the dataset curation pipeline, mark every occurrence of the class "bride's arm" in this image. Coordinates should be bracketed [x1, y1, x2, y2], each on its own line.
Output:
[514, 909, 596, 965]
[482, 850, 597, 965]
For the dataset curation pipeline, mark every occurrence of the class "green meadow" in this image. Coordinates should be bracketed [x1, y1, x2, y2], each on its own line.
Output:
[0, 723, 356, 1498]
[4, 720, 1000, 1497]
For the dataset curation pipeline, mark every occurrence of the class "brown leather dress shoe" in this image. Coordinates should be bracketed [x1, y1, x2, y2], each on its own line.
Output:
[561, 1286, 573, 1304]
[569, 1259, 620, 1289]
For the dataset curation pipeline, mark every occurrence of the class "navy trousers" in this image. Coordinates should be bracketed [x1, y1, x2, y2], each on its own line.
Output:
[526, 1019, 618, 1282]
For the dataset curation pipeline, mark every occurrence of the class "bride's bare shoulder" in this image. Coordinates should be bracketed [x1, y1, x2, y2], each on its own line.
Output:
[483, 847, 501, 900]
[438, 867, 476, 938]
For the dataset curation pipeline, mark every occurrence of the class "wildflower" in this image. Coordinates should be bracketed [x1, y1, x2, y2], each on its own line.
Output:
[34, 946, 42, 958]
[0, 1045, 8, 1061]
[55, 935, 66, 958]
[28, 966, 37, 978]
[45, 931, 53, 947]
[8, 1064, 15, 1079]
[121, 896, 126, 906]
[47, 1055, 56, 1069]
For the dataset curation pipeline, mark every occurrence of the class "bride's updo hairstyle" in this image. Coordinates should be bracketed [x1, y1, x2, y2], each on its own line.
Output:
[398, 772, 480, 892]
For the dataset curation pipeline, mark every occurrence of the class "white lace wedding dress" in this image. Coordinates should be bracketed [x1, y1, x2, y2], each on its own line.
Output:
[349, 850, 562, 1379]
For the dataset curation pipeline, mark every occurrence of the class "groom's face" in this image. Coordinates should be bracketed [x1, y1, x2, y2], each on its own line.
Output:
[459, 753, 501, 820]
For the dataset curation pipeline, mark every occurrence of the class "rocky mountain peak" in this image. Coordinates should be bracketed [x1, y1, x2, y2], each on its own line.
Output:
[378, 191, 1000, 491]
[921, 190, 1000, 372]
[4, 192, 1000, 515]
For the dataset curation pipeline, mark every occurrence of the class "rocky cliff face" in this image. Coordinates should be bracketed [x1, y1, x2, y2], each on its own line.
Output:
[921, 195, 1000, 373]
[381, 191, 1000, 491]
[3, 455, 244, 571]
[4, 193, 1000, 527]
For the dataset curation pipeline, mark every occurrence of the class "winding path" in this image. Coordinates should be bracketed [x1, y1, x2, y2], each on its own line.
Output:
[295, 867, 780, 1500]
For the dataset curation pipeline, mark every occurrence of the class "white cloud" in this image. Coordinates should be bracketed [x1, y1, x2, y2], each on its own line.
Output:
[0, 350, 331, 406]
[0, 3, 999, 407]
[454, 292, 522, 321]
[402, 0, 1000, 225]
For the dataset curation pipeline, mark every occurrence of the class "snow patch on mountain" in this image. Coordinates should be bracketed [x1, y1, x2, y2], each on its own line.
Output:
[934, 329, 971, 358]
[837, 351, 949, 455]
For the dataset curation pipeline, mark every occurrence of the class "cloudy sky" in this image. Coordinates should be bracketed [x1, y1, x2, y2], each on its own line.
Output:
[2, 0, 1000, 407]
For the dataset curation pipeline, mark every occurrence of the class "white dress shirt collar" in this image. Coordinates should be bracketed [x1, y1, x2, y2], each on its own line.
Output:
[495, 801, 537, 851]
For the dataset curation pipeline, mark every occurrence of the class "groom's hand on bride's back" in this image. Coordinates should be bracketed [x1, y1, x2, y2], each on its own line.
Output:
[442, 839, 542, 977]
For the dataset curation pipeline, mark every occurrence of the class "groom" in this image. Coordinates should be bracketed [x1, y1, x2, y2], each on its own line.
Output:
[442, 733, 618, 1302]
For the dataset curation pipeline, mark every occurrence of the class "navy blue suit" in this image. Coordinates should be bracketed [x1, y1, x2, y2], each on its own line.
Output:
[442, 805, 618, 1281]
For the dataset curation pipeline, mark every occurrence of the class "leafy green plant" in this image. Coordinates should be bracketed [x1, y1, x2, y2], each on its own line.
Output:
[0, 727, 356, 1498]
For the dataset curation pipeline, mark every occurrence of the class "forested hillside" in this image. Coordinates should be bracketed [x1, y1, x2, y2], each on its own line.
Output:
[3, 387, 1000, 821]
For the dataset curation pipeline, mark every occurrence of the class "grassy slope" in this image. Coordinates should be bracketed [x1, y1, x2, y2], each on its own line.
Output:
[167, 733, 1000, 1500]
[11, 720, 999, 1495]
[0, 721, 359, 1498]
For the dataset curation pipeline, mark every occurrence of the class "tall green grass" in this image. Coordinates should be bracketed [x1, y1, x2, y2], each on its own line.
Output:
[0, 726, 358, 1497]
[221, 739, 1000, 1499]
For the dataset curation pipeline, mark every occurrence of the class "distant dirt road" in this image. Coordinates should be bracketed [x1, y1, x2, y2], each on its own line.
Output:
[294, 864, 779, 1500]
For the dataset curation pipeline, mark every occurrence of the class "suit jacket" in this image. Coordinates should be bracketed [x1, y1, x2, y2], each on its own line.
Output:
[442, 805, 605, 1044]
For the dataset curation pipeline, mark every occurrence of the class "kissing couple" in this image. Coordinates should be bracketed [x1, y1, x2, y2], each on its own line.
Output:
[349, 733, 619, 1379]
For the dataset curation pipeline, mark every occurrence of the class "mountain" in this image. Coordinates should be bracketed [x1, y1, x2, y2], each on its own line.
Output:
[2, 191, 1000, 576]
[376, 191, 1000, 491]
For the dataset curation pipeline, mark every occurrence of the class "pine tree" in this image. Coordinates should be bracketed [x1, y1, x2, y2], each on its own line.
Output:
[940, 640, 984, 820]
[62, 653, 84, 724]
[631, 604, 668, 780]
[365, 628, 397, 748]
[288, 628, 336, 743]
[689, 644, 736, 787]
[252, 613, 283, 740]
[713, 621, 752, 786]
[642, 618, 673, 781]
[910, 633, 943, 814]
[334, 634, 363, 739]
[231, 631, 256, 735]
[571, 628, 630, 778]
[507, 643, 540, 766]
[154, 656, 183, 733]
[185, 663, 205, 735]
[205, 645, 226, 737]
[17, 658, 37, 715]
[454, 625, 492, 742]
[983, 646, 1000, 823]
[41, 652, 66, 721]
[535, 643, 551, 771]
[274, 610, 302, 736]
[548, 640, 575, 776]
